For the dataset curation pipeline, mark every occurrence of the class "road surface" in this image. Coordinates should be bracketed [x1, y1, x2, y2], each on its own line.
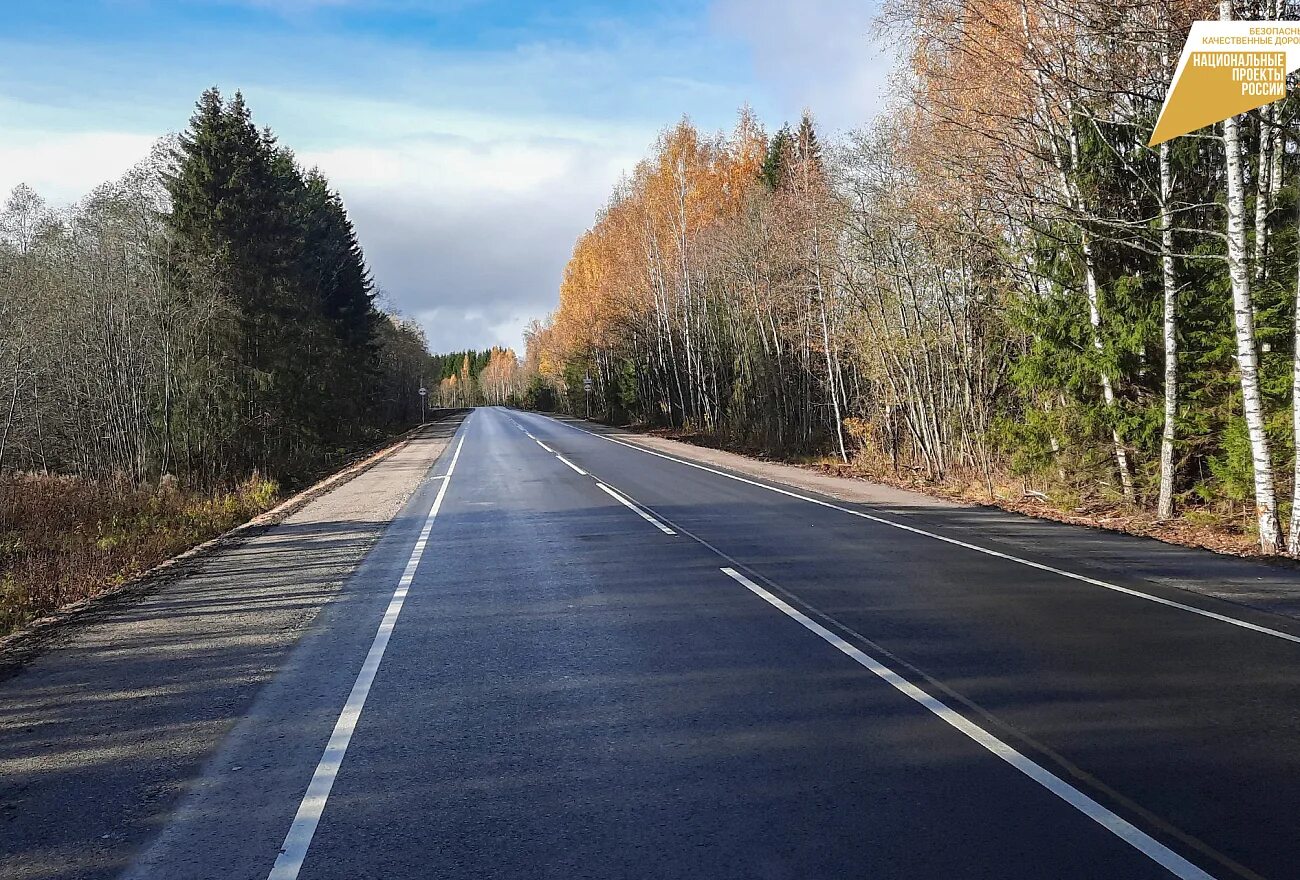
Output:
[5, 406, 1300, 879]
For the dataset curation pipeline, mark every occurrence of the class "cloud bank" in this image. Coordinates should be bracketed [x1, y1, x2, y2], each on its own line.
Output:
[0, 0, 887, 353]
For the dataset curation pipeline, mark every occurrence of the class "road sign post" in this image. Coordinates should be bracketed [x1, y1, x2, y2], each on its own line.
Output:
[583, 374, 592, 420]
[418, 385, 428, 424]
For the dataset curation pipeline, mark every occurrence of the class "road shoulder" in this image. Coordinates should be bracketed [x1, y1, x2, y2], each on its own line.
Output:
[0, 415, 466, 680]
[0, 416, 464, 880]
[549, 414, 1300, 622]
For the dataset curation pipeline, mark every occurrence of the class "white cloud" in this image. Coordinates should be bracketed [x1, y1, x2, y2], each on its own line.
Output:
[710, 0, 895, 134]
[0, 84, 642, 354]
[0, 119, 621, 354]
[0, 130, 157, 205]
[317, 130, 634, 352]
[0, 2, 894, 356]
[277, 90, 645, 352]
[302, 137, 621, 199]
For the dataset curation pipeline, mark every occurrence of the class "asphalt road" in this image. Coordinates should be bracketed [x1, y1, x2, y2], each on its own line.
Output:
[8, 406, 1300, 879]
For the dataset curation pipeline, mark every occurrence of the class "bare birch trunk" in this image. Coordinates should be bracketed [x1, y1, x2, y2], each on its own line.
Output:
[0, 359, 19, 472]
[818, 285, 847, 462]
[1157, 138, 1178, 520]
[1288, 175, 1300, 554]
[1083, 233, 1135, 502]
[1254, 104, 1273, 283]
[1060, 102, 1135, 501]
[813, 232, 848, 463]
[1222, 0, 1282, 554]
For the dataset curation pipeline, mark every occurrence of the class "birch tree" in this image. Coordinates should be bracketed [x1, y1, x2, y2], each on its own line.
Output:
[1219, 0, 1282, 553]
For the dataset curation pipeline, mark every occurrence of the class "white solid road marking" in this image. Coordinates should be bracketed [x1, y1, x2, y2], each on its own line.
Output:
[718, 567, 1216, 880]
[596, 482, 676, 535]
[543, 416, 1300, 646]
[267, 430, 467, 880]
[555, 454, 588, 476]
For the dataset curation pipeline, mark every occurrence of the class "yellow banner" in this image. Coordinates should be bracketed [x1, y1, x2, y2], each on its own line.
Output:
[1151, 22, 1300, 146]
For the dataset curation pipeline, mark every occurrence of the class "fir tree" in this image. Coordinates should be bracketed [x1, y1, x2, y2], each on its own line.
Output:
[760, 125, 794, 191]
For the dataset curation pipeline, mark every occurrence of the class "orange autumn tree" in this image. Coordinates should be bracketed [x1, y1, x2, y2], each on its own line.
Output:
[477, 347, 523, 405]
[540, 112, 788, 429]
[523, 4, 1300, 556]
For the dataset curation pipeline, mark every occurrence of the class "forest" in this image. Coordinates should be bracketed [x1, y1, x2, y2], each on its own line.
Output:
[526, 0, 1300, 556]
[0, 88, 444, 485]
[428, 348, 528, 408]
[0, 88, 443, 630]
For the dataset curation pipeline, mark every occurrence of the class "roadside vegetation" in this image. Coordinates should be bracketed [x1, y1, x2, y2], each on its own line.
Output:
[526, 0, 1300, 558]
[426, 348, 530, 408]
[0, 473, 278, 634]
[0, 88, 443, 634]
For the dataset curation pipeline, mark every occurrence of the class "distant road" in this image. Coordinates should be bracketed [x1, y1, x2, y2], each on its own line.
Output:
[5, 407, 1300, 879]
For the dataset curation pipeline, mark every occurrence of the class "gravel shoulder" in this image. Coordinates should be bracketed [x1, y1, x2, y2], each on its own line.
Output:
[557, 415, 1300, 621]
[0, 415, 463, 880]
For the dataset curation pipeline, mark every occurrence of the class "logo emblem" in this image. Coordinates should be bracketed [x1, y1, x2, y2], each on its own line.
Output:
[1151, 21, 1300, 145]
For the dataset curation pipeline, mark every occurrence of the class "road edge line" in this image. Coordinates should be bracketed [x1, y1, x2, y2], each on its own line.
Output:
[266, 428, 468, 880]
[538, 415, 1300, 645]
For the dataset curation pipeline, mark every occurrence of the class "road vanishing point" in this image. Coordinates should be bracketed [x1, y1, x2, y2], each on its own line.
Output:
[6, 407, 1300, 880]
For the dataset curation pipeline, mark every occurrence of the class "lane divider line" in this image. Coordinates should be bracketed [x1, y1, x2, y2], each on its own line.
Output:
[541, 416, 1300, 646]
[555, 454, 588, 476]
[503, 410, 672, 538]
[504, 410, 1237, 873]
[596, 482, 676, 535]
[266, 430, 467, 880]
[718, 566, 1216, 880]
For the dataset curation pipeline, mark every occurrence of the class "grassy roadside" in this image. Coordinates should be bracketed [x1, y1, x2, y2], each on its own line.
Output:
[0, 473, 282, 635]
[0, 416, 463, 638]
[617, 423, 1274, 562]
[806, 457, 1267, 559]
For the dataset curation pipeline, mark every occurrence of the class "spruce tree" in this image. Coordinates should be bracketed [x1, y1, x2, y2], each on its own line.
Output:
[795, 112, 822, 172]
[761, 125, 794, 191]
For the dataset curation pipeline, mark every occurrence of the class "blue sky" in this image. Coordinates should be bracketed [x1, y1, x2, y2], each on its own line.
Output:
[0, 0, 890, 352]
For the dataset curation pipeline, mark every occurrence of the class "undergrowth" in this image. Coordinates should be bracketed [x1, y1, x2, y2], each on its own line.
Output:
[0, 473, 280, 636]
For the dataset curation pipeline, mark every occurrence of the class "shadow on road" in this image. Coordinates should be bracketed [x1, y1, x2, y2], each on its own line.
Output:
[0, 416, 464, 880]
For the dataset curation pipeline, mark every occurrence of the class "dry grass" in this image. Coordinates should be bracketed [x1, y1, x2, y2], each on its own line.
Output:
[0, 473, 280, 635]
[632, 423, 1274, 561]
[806, 457, 1270, 560]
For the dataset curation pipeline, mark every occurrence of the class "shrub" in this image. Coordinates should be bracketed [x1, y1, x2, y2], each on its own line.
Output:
[0, 473, 281, 635]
